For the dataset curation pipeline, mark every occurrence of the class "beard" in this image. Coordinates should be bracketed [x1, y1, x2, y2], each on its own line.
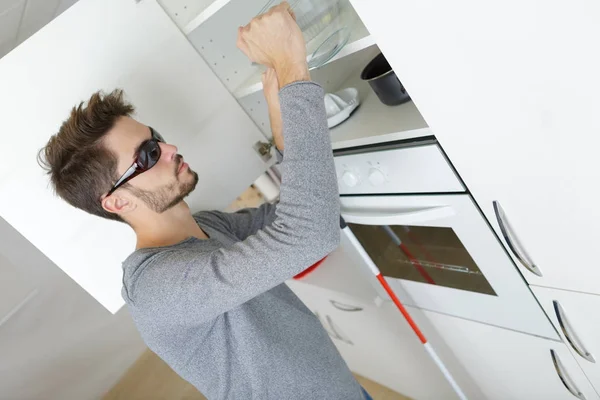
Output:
[128, 159, 199, 213]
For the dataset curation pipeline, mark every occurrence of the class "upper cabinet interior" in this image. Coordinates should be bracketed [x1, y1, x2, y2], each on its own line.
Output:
[158, 0, 431, 149]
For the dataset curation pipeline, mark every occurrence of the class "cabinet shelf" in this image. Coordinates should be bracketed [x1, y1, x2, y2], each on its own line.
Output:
[238, 44, 431, 151]
[329, 73, 431, 149]
[164, 0, 430, 149]
[157, 0, 230, 32]
[183, 0, 233, 34]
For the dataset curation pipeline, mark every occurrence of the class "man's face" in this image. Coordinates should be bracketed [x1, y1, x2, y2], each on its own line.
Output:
[104, 116, 198, 214]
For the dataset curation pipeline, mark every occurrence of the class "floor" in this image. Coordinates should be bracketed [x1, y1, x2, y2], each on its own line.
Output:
[102, 348, 410, 400]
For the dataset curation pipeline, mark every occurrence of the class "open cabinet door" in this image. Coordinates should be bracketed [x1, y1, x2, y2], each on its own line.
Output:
[0, 0, 269, 313]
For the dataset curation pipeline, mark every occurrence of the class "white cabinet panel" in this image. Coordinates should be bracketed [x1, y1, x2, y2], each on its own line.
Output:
[54, 0, 78, 16]
[0, 264, 145, 399]
[286, 280, 474, 400]
[0, 216, 146, 400]
[348, 0, 600, 295]
[0, 253, 36, 324]
[422, 309, 599, 400]
[533, 285, 600, 395]
[0, 0, 24, 58]
[0, 0, 268, 313]
[157, 0, 215, 31]
[0, 0, 22, 13]
[331, 301, 461, 399]
[16, 0, 61, 45]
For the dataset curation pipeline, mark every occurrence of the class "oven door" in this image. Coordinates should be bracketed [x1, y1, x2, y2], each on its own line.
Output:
[341, 194, 558, 340]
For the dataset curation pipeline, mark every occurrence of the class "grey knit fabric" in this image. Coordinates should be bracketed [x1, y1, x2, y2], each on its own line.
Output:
[121, 82, 365, 400]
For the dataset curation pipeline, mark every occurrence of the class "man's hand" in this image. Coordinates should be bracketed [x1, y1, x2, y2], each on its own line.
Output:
[237, 2, 310, 88]
[262, 68, 284, 151]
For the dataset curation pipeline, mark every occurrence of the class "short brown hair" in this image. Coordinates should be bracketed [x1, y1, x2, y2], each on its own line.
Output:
[38, 89, 135, 223]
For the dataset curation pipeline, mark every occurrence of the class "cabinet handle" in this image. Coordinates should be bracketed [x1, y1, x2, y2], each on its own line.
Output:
[492, 201, 543, 277]
[326, 315, 353, 345]
[341, 205, 455, 226]
[329, 300, 363, 312]
[315, 312, 336, 338]
[551, 349, 586, 400]
[553, 301, 595, 363]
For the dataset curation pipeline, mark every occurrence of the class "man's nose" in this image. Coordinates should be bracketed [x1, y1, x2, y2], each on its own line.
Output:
[160, 142, 179, 160]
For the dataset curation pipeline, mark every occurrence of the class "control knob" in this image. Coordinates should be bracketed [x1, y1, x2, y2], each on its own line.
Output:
[341, 171, 359, 187]
[368, 168, 386, 186]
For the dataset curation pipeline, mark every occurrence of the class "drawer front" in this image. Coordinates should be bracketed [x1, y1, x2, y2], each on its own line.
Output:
[335, 144, 464, 195]
[421, 308, 599, 400]
[532, 285, 600, 394]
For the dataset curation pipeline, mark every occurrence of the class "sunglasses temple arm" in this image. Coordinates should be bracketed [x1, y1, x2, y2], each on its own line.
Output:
[107, 164, 139, 196]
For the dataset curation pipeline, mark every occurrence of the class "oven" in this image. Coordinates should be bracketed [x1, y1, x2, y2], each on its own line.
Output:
[305, 138, 556, 339]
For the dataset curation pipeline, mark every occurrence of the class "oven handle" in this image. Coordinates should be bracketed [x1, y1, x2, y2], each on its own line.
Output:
[341, 205, 455, 225]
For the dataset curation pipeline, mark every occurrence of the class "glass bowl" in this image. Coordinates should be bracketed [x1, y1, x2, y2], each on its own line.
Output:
[258, 0, 356, 68]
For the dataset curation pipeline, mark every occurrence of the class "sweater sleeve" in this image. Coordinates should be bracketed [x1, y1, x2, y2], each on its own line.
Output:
[132, 82, 340, 322]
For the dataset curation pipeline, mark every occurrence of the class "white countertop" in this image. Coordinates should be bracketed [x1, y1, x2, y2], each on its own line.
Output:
[329, 73, 432, 150]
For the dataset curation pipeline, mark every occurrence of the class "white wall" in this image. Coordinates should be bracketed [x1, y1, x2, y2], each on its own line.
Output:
[0, 216, 145, 399]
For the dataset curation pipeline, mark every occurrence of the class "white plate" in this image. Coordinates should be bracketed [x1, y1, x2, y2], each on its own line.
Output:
[325, 87, 360, 128]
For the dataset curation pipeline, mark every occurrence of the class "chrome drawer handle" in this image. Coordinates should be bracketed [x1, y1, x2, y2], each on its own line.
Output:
[493, 201, 543, 277]
[551, 349, 586, 400]
[330, 300, 363, 312]
[326, 315, 353, 345]
[554, 301, 595, 363]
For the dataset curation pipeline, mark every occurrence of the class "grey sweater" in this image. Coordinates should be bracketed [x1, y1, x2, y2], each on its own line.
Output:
[122, 82, 365, 399]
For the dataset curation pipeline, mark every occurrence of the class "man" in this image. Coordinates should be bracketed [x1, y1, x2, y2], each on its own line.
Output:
[40, 3, 371, 400]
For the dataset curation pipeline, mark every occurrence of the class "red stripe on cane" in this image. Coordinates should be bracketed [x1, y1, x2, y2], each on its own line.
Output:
[376, 274, 427, 344]
[398, 243, 436, 285]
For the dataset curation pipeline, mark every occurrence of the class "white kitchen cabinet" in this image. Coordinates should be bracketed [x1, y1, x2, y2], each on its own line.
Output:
[0, 253, 36, 325]
[348, 0, 600, 295]
[286, 280, 470, 400]
[0, 0, 271, 313]
[418, 309, 599, 400]
[532, 285, 600, 395]
[293, 275, 600, 400]
[0, 216, 146, 400]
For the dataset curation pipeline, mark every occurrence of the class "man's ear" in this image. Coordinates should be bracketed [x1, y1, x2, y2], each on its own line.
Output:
[101, 193, 136, 216]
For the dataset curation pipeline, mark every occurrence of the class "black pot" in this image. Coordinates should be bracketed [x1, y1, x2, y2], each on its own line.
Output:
[360, 53, 410, 106]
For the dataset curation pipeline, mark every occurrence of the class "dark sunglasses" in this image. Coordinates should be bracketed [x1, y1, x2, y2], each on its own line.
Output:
[105, 127, 165, 197]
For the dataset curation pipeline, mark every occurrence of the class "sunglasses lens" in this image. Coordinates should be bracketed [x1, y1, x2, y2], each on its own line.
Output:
[137, 140, 161, 169]
[152, 128, 165, 143]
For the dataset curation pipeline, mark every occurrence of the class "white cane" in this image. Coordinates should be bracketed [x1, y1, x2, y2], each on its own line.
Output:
[340, 217, 468, 400]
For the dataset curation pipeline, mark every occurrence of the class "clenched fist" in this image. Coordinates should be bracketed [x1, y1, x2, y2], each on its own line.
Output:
[237, 2, 310, 88]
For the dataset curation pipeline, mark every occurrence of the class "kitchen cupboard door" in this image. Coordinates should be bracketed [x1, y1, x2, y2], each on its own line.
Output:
[348, 0, 600, 295]
[286, 280, 470, 400]
[532, 286, 600, 395]
[0, 0, 269, 313]
[420, 309, 599, 400]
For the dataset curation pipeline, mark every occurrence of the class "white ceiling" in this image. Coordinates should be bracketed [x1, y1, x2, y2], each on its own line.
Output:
[0, 0, 79, 59]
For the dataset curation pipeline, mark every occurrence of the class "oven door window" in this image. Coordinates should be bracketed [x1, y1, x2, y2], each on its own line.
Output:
[348, 223, 497, 296]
